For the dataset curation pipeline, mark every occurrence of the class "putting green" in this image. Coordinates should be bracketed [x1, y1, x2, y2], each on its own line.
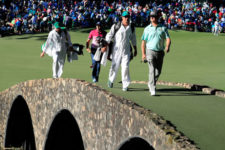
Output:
[0, 28, 225, 150]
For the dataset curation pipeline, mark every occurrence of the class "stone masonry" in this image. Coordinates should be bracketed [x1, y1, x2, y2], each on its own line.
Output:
[0, 78, 198, 150]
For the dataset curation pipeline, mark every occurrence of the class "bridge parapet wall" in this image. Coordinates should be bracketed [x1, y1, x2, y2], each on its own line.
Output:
[0, 78, 198, 150]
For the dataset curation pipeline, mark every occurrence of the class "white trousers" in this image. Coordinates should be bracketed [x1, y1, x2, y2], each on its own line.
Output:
[52, 51, 66, 78]
[214, 28, 219, 36]
[109, 51, 130, 89]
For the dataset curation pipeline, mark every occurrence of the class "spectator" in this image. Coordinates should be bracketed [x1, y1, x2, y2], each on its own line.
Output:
[1, 0, 225, 37]
[213, 19, 221, 36]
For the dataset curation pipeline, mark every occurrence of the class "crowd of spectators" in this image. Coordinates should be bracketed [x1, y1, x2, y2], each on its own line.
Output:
[0, 0, 225, 37]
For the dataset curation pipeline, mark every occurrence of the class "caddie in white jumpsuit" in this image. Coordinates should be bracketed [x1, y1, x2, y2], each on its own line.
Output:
[105, 11, 137, 91]
[40, 22, 72, 78]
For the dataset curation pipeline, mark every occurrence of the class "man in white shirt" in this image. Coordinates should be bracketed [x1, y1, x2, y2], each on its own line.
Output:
[214, 19, 220, 36]
[40, 22, 73, 78]
[105, 11, 137, 91]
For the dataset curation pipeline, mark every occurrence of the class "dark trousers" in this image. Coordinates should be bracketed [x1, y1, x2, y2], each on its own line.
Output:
[91, 47, 102, 82]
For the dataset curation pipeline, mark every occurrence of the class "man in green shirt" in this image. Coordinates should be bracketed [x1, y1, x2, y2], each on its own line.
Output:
[141, 11, 171, 96]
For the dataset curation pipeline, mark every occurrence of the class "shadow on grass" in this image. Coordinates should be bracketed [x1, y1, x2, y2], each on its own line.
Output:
[70, 28, 92, 33]
[14, 26, 111, 41]
[16, 33, 48, 41]
[128, 87, 211, 97]
[156, 88, 210, 97]
[128, 88, 149, 92]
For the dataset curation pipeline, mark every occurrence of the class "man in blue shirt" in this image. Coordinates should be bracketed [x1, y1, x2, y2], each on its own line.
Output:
[141, 10, 171, 96]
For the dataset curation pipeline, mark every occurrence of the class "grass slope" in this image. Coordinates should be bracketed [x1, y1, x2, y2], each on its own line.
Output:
[0, 28, 225, 150]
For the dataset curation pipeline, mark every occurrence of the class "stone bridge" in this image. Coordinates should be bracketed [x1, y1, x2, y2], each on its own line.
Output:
[0, 78, 198, 150]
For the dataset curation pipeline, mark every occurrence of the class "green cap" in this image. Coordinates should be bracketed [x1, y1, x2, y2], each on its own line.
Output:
[54, 22, 61, 29]
[54, 22, 66, 30]
[122, 11, 129, 17]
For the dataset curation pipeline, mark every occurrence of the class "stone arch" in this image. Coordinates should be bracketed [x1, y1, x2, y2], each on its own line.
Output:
[5, 95, 36, 150]
[44, 109, 85, 150]
[118, 137, 155, 150]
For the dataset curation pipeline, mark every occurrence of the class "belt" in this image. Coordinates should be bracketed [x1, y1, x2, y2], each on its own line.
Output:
[149, 49, 164, 52]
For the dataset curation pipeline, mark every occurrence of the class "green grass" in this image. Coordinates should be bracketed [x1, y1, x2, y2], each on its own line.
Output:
[103, 83, 225, 150]
[161, 31, 225, 91]
[1, 28, 225, 150]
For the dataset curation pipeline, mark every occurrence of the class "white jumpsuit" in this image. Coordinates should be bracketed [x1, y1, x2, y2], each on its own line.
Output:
[106, 24, 136, 89]
[43, 29, 72, 78]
